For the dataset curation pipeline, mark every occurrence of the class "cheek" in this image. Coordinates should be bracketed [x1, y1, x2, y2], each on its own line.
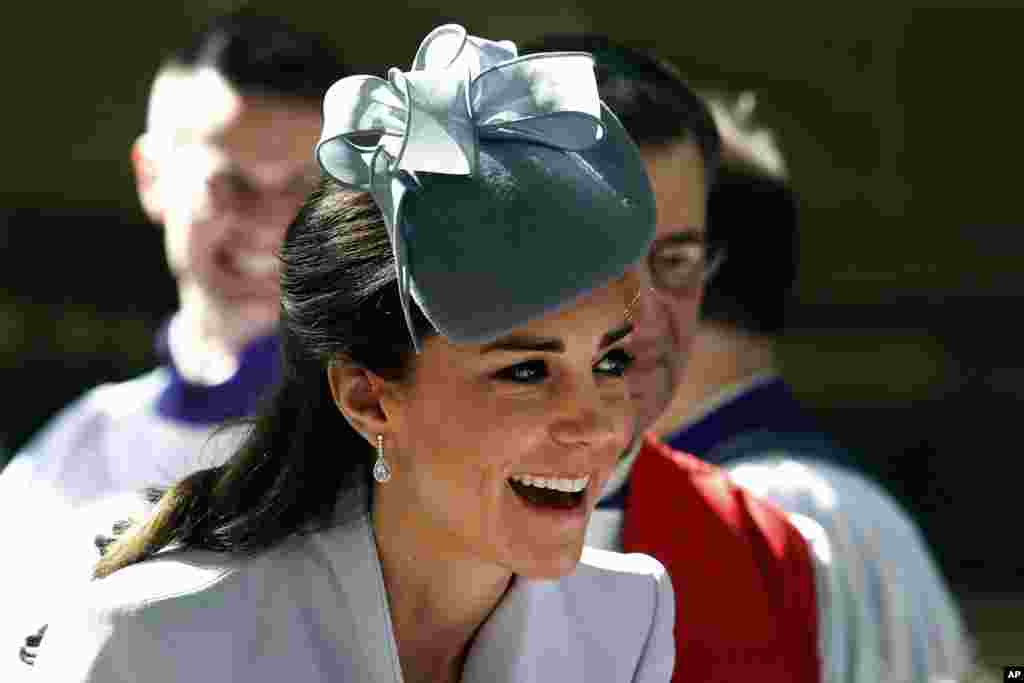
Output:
[184, 221, 220, 269]
[607, 389, 636, 446]
[415, 387, 553, 468]
[268, 194, 307, 227]
[161, 218, 191, 272]
[163, 219, 224, 284]
[396, 384, 559, 522]
[397, 390, 549, 539]
[665, 289, 702, 350]
[161, 181, 214, 242]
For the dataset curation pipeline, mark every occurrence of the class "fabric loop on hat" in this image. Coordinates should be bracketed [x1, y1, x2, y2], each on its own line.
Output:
[411, 24, 518, 74]
[316, 24, 605, 351]
[472, 53, 603, 149]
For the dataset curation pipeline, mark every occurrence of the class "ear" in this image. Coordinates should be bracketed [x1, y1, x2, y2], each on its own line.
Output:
[131, 134, 164, 224]
[326, 362, 397, 444]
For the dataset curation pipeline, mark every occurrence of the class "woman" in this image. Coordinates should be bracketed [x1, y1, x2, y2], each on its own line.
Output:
[35, 25, 671, 683]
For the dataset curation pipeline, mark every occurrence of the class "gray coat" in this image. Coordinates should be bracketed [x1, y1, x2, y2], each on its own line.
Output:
[33, 485, 674, 682]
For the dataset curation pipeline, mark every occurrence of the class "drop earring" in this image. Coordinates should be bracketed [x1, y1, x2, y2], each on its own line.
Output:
[372, 434, 392, 483]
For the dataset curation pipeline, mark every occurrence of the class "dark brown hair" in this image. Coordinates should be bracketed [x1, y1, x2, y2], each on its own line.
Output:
[95, 184, 434, 578]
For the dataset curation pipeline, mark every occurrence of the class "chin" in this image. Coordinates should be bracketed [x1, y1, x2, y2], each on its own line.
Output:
[210, 293, 280, 328]
[236, 300, 281, 326]
[510, 541, 586, 580]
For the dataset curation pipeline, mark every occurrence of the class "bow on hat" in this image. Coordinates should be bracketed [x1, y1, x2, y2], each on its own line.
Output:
[315, 24, 605, 352]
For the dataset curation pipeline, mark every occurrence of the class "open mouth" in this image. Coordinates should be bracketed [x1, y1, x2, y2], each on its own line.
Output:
[508, 476, 588, 510]
[213, 250, 280, 291]
[231, 251, 280, 278]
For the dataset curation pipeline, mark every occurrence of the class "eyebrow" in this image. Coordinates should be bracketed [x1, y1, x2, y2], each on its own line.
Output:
[480, 322, 634, 355]
[655, 230, 706, 246]
[601, 322, 634, 348]
[480, 336, 564, 354]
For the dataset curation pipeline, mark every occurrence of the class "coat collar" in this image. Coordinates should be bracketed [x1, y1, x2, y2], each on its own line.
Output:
[154, 317, 281, 425]
[463, 575, 579, 681]
[314, 483, 404, 683]
[665, 373, 819, 462]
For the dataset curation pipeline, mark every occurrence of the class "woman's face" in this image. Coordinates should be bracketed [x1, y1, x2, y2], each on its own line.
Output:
[378, 277, 637, 579]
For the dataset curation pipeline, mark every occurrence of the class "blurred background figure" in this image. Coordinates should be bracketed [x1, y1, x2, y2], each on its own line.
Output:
[0, 5, 1016, 679]
[675, 92, 973, 681]
[527, 32, 974, 682]
[525, 33, 823, 683]
[0, 10, 347, 676]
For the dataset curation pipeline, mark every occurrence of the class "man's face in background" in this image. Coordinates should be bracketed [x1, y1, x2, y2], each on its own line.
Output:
[628, 140, 708, 435]
[133, 67, 322, 335]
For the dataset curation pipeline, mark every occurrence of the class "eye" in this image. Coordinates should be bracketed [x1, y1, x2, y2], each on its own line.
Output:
[650, 241, 707, 291]
[653, 243, 702, 270]
[594, 348, 635, 377]
[493, 359, 548, 384]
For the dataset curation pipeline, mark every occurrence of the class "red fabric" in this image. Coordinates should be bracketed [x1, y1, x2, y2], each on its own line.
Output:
[622, 436, 820, 683]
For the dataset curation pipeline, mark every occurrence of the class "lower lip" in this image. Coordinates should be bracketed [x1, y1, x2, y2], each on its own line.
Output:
[506, 481, 589, 528]
[229, 259, 277, 279]
[214, 253, 278, 292]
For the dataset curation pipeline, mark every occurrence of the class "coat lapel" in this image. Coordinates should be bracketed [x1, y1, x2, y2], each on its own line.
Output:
[317, 485, 405, 683]
[318, 484, 592, 683]
[462, 575, 579, 682]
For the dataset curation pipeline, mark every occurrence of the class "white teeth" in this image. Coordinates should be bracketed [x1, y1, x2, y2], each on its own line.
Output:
[510, 474, 589, 493]
[234, 252, 279, 276]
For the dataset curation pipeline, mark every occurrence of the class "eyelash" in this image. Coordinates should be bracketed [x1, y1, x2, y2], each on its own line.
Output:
[493, 348, 635, 384]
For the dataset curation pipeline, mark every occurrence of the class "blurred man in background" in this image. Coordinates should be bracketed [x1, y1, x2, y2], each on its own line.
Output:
[527, 33, 972, 682]
[655, 91, 846, 465]
[0, 10, 346, 674]
[525, 34, 822, 682]
[681, 92, 972, 682]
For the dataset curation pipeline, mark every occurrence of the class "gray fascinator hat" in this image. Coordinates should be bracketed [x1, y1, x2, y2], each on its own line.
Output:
[316, 24, 655, 351]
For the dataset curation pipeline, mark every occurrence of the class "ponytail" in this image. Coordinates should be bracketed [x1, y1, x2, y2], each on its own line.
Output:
[94, 188, 430, 578]
[94, 370, 367, 579]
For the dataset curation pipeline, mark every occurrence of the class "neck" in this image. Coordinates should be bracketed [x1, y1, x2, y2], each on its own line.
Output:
[652, 322, 777, 438]
[173, 284, 275, 385]
[372, 488, 512, 683]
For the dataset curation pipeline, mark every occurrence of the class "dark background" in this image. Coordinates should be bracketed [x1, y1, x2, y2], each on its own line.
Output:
[1, 3, 1021, 665]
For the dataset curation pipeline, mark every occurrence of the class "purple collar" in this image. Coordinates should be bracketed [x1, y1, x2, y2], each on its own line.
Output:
[154, 325, 281, 425]
[665, 377, 820, 464]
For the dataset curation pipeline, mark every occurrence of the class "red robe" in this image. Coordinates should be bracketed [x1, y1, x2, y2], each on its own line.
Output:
[622, 436, 820, 682]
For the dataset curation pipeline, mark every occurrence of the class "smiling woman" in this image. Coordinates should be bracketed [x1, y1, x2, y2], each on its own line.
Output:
[359, 279, 639, 582]
[34, 25, 671, 683]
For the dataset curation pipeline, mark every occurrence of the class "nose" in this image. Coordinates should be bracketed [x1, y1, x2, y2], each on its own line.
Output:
[548, 376, 627, 451]
[627, 283, 670, 359]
